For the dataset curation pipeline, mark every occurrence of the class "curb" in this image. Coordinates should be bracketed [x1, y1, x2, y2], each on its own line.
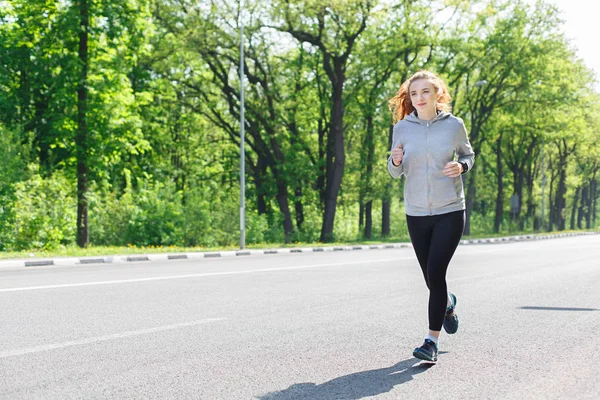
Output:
[1, 231, 598, 269]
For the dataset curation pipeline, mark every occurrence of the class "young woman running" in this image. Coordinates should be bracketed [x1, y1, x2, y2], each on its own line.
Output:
[387, 70, 474, 362]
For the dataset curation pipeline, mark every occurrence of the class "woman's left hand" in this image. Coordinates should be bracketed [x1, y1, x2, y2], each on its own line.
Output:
[443, 161, 463, 178]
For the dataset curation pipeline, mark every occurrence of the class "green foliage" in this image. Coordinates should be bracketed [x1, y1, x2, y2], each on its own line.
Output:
[0, 125, 28, 250]
[89, 178, 184, 247]
[89, 178, 279, 248]
[0, 0, 599, 252]
[2, 165, 76, 250]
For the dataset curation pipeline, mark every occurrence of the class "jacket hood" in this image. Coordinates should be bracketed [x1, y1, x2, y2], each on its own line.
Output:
[404, 110, 451, 126]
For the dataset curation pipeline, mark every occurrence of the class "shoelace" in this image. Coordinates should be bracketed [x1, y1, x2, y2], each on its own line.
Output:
[423, 340, 437, 352]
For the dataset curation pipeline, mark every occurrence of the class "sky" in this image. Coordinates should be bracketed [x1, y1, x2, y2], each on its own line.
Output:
[543, 0, 600, 91]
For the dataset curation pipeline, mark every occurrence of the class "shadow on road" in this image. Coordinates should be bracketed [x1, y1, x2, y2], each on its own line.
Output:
[519, 306, 598, 311]
[256, 356, 441, 400]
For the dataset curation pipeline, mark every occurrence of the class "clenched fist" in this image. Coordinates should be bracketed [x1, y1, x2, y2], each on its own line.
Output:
[391, 144, 404, 166]
[443, 161, 464, 178]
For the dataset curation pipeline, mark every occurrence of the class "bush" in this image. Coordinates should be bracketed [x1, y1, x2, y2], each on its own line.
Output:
[3, 165, 76, 250]
[90, 179, 185, 246]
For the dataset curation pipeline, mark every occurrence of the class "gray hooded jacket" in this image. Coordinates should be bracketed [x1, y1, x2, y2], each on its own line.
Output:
[387, 111, 475, 216]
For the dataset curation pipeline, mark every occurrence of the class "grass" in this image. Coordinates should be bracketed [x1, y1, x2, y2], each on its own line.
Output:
[1, 227, 598, 261]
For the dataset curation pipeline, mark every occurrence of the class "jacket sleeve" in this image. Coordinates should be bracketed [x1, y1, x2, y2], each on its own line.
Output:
[387, 125, 404, 178]
[388, 156, 403, 178]
[456, 119, 475, 172]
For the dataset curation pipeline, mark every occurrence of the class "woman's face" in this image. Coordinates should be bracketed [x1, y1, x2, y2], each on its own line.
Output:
[409, 79, 438, 113]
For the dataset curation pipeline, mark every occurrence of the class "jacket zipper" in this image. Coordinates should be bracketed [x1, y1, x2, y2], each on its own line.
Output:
[426, 121, 432, 215]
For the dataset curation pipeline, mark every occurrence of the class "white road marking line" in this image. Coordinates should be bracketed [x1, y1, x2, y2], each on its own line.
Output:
[0, 257, 413, 293]
[0, 318, 225, 359]
[456, 247, 506, 253]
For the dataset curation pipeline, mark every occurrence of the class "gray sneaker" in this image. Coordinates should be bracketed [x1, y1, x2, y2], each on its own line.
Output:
[443, 293, 459, 334]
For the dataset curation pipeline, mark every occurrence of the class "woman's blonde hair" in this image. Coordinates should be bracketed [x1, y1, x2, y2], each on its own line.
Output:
[388, 70, 452, 122]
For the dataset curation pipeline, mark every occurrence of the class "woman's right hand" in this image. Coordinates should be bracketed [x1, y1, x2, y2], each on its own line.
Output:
[391, 144, 403, 166]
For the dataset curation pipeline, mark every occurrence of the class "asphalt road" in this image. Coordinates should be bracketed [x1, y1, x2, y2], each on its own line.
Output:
[1, 236, 599, 399]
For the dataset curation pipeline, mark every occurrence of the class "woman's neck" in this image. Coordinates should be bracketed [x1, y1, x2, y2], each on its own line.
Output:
[417, 109, 437, 121]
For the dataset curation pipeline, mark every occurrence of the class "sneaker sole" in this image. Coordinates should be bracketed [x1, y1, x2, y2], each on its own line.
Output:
[444, 315, 459, 334]
[413, 348, 438, 362]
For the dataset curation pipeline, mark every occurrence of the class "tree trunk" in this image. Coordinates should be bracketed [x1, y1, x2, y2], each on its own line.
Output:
[359, 199, 364, 229]
[464, 169, 476, 235]
[254, 157, 268, 215]
[364, 201, 373, 239]
[381, 124, 394, 237]
[382, 198, 390, 237]
[509, 138, 537, 230]
[515, 171, 525, 230]
[316, 88, 327, 210]
[556, 168, 567, 230]
[320, 64, 345, 242]
[494, 134, 503, 233]
[548, 167, 557, 231]
[275, 180, 294, 242]
[571, 186, 580, 230]
[464, 124, 482, 236]
[266, 132, 295, 239]
[363, 114, 375, 239]
[294, 186, 304, 231]
[76, 0, 90, 248]
[525, 162, 536, 229]
[589, 178, 597, 229]
[289, 53, 305, 233]
[577, 185, 587, 229]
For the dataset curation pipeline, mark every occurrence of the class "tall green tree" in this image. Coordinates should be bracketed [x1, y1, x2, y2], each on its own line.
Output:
[271, 0, 373, 242]
[450, 0, 563, 234]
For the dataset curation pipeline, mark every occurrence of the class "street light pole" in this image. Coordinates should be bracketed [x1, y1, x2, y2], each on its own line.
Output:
[239, 0, 246, 249]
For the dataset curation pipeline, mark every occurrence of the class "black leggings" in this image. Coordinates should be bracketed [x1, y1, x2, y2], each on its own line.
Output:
[406, 210, 465, 331]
